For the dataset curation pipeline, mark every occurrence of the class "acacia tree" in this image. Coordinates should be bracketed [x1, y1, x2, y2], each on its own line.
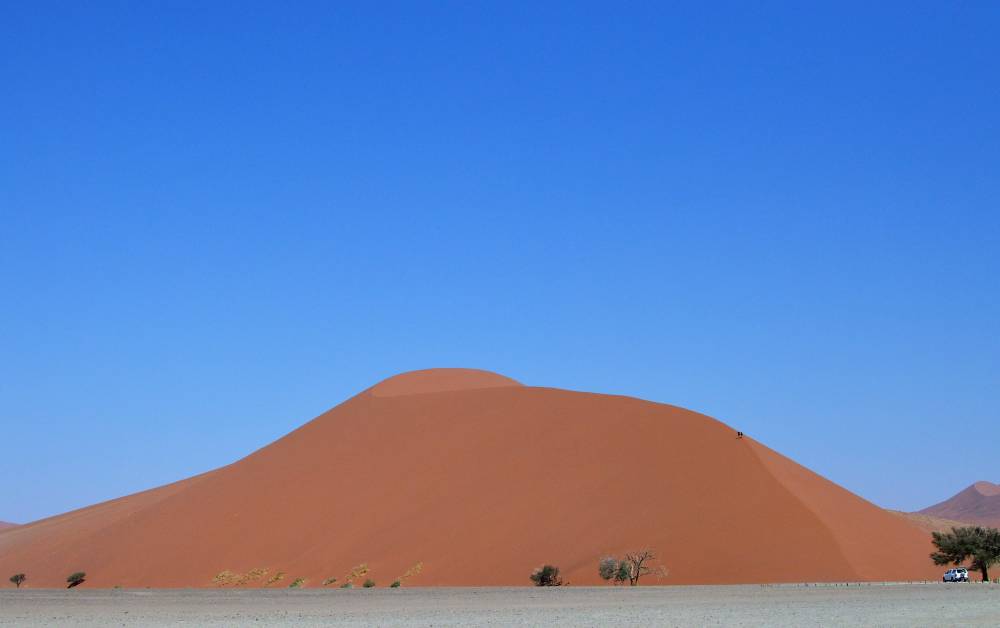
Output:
[931, 526, 1000, 582]
[9, 573, 25, 588]
[66, 572, 86, 588]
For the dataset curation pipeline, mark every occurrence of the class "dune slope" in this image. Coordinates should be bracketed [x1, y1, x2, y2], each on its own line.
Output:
[0, 368, 940, 587]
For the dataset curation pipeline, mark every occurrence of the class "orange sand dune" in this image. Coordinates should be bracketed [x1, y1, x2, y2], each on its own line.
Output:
[890, 511, 974, 534]
[0, 368, 942, 588]
[0, 522, 16, 532]
[918, 481, 1000, 528]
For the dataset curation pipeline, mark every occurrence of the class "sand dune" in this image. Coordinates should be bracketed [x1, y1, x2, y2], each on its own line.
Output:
[0, 522, 16, 532]
[0, 369, 941, 588]
[918, 481, 1000, 528]
[890, 511, 973, 534]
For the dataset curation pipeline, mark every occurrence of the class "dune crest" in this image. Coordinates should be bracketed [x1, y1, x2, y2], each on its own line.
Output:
[973, 481, 1000, 497]
[369, 368, 522, 397]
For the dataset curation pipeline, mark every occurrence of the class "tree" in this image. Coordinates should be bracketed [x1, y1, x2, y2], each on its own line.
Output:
[598, 549, 668, 586]
[66, 572, 86, 588]
[614, 560, 631, 585]
[598, 557, 631, 585]
[623, 550, 656, 586]
[9, 573, 25, 588]
[598, 557, 618, 581]
[931, 526, 1000, 582]
[529, 564, 563, 586]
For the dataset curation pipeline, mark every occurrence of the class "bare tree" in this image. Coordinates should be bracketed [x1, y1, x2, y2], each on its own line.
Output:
[624, 549, 668, 586]
[624, 550, 653, 586]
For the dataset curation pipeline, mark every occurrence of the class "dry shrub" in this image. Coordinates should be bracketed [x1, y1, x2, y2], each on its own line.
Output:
[393, 561, 423, 587]
[212, 571, 237, 587]
[234, 568, 269, 586]
[344, 563, 369, 585]
[265, 571, 286, 586]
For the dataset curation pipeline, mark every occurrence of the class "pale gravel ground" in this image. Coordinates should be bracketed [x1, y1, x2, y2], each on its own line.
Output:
[1, 583, 998, 627]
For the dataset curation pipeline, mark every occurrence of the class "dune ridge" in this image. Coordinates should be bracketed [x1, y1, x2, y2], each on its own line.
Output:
[0, 369, 941, 587]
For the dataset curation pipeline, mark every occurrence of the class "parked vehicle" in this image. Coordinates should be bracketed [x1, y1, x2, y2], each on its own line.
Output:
[943, 568, 969, 582]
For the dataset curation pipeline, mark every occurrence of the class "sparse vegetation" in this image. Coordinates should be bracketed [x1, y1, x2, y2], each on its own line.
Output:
[289, 578, 306, 588]
[212, 570, 238, 586]
[401, 562, 422, 582]
[340, 582, 353, 589]
[322, 577, 338, 586]
[66, 572, 86, 588]
[236, 568, 269, 586]
[598, 557, 631, 584]
[529, 564, 563, 586]
[615, 560, 632, 584]
[265, 571, 286, 586]
[598, 557, 617, 581]
[215, 568, 270, 587]
[343, 563, 369, 586]
[390, 561, 423, 588]
[363, 578, 376, 588]
[9, 573, 25, 588]
[598, 549, 667, 586]
[932, 526, 1000, 582]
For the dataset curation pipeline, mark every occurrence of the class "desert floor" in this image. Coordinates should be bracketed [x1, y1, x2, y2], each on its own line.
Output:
[1, 583, 998, 626]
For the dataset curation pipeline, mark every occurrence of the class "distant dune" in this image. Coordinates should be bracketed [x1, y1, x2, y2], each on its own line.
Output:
[0, 522, 16, 532]
[0, 368, 943, 588]
[890, 511, 973, 534]
[918, 481, 1000, 528]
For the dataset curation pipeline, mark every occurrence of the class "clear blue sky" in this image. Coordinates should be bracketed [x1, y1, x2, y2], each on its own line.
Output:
[2, 1, 997, 523]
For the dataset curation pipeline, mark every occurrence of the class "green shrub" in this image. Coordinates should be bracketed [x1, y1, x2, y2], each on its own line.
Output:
[363, 579, 376, 588]
[289, 578, 306, 588]
[390, 580, 401, 588]
[322, 577, 338, 586]
[340, 582, 353, 589]
[598, 557, 617, 582]
[66, 572, 86, 588]
[9, 573, 26, 588]
[529, 565, 562, 586]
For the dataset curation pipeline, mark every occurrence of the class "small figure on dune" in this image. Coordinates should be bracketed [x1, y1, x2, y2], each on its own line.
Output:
[736, 431, 743, 439]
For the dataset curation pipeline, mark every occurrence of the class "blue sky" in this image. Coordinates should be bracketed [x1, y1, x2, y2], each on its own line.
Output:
[1, 1, 997, 523]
